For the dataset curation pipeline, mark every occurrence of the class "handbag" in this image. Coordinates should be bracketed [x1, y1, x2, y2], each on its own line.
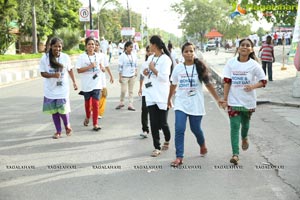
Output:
[101, 88, 108, 97]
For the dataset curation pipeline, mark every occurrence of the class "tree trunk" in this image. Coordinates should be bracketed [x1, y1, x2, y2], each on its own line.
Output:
[32, 0, 38, 53]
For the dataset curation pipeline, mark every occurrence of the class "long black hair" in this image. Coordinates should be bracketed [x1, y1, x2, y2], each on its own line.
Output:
[48, 37, 64, 70]
[124, 41, 133, 52]
[145, 45, 150, 61]
[150, 35, 174, 71]
[181, 42, 209, 83]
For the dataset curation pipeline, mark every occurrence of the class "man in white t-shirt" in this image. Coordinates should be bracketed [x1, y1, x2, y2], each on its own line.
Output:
[100, 37, 109, 55]
[118, 39, 125, 55]
[132, 38, 139, 55]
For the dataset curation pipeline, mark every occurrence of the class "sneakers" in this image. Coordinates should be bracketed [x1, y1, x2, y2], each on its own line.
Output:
[200, 143, 208, 156]
[151, 149, 161, 157]
[140, 131, 149, 138]
[53, 132, 61, 139]
[98, 115, 102, 119]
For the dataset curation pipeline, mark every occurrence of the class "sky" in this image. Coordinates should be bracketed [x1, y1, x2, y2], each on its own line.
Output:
[80, 0, 273, 37]
[80, 0, 183, 36]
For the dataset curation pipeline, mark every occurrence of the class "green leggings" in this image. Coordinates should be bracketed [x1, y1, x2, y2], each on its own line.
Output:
[230, 111, 250, 155]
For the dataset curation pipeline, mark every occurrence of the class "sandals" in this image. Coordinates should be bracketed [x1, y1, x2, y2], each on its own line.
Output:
[171, 158, 183, 167]
[93, 126, 101, 131]
[128, 106, 136, 111]
[115, 104, 125, 110]
[200, 143, 208, 156]
[151, 149, 161, 157]
[66, 126, 72, 136]
[83, 118, 89, 126]
[53, 132, 61, 139]
[230, 155, 239, 165]
[161, 142, 169, 151]
[242, 138, 249, 151]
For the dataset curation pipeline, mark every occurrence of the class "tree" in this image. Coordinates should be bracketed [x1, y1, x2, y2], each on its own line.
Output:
[172, 0, 225, 44]
[95, 0, 120, 37]
[0, 0, 18, 54]
[227, 0, 298, 26]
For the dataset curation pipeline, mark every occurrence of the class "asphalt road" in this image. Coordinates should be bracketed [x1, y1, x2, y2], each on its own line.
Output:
[0, 55, 299, 200]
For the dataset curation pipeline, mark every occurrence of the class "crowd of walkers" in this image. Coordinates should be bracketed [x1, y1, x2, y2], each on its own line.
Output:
[39, 35, 267, 166]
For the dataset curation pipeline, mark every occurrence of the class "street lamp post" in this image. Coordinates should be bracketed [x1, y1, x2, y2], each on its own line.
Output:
[89, 0, 92, 30]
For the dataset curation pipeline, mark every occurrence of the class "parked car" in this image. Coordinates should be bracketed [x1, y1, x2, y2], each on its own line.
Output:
[205, 40, 217, 51]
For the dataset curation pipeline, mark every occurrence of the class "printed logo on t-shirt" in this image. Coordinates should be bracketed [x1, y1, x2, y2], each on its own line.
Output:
[232, 71, 250, 87]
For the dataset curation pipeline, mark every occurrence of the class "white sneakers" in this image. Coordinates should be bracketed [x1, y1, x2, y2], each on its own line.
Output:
[140, 131, 149, 138]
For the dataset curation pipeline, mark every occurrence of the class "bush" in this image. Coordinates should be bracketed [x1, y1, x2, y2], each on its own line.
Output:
[55, 28, 81, 51]
[79, 43, 85, 51]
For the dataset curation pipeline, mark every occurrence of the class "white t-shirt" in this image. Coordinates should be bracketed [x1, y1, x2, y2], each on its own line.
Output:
[100, 39, 109, 54]
[235, 39, 240, 47]
[118, 42, 124, 54]
[39, 52, 72, 99]
[140, 61, 149, 97]
[223, 57, 266, 109]
[142, 54, 172, 110]
[171, 63, 206, 116]
[100, 52, 109, 88]
[170, 50, 178, 65]
[133, 42, 139, 54]
[76, 52, 105, 92]
[118, 52, 138, 77]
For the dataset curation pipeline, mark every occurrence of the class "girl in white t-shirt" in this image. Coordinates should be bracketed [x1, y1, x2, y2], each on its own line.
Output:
[142, 35, 173, 157]
[39, 37, 78, 139]
[76, 37, 105, 131]
[223, 38, 267, 165]
[168, 42, 223, 167]
[115, 41, 138, 111]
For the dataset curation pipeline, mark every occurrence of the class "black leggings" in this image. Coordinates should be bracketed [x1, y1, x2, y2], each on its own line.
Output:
[148, 104, 171, 150]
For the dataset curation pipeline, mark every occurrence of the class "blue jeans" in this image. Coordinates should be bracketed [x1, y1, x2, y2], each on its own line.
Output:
[262, 61, 273, 81]
[175, 110, 205, 158]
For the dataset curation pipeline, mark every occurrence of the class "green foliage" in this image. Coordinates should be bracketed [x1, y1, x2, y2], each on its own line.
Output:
[0, 53, 43, 61]
[256, 27, 267, 38]
[0, 0, 18, 54]
[55, 28, 81, 51]
[227, 0, 298, 26]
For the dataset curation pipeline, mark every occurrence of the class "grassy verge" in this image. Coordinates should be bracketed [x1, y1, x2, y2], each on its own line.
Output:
[0, 49, 83, 62]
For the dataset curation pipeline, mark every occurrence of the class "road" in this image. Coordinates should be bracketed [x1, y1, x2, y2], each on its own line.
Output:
[0, 53, 299, 200]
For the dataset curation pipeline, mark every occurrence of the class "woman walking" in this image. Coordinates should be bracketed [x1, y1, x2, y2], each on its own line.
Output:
[142, 35, 173, 157]
[168, 42, 223, 167]
[138, 45, 153, 138]
[115, 41, 138, 111]
[76, 37, 105, 131]
[39, 37, 78, 139]
[223, 38, 267, 165]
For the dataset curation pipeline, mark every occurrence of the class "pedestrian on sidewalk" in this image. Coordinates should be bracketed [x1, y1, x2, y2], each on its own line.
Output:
[95, 40, 114, 119]
[138, 45, 153, 138]
[39, 37, 78, 139]
[115, 41, 138, 111]
[76, 37, 105, 131]
[259, 35, 275, 81]
[223, 38, 267, 165]
[142, 35, 173, 157]
[168, 42, 224, 167]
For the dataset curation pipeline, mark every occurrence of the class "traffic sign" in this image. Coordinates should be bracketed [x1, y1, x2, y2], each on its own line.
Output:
[79, 7, 90, 22]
